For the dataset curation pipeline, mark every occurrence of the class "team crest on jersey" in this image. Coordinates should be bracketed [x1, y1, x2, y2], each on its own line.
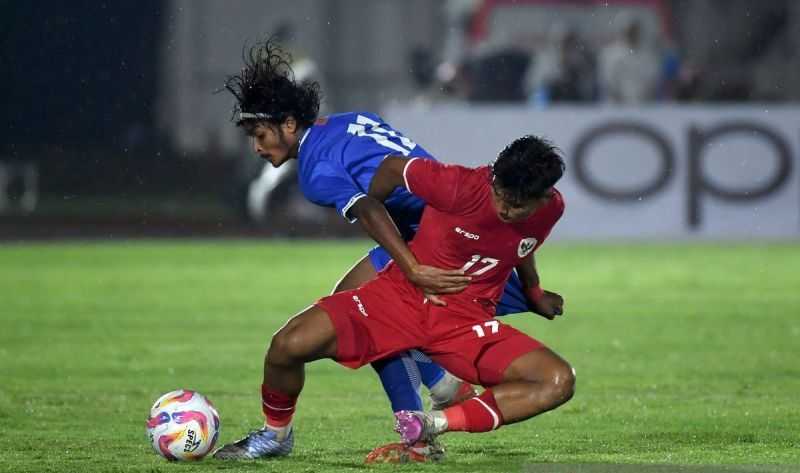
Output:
[518, 238, 538, 258]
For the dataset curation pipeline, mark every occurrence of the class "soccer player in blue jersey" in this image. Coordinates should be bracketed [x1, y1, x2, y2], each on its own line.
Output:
[215, 38, 549, 462]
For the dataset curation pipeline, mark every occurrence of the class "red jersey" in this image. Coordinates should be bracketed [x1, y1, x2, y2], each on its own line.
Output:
[385, 158, 564, 313]
[316, 158, 562, 379]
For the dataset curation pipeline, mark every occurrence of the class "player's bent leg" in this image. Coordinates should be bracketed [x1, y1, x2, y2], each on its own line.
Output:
[214, 306, 338, 460]
[395, 334, 575, 445]
[394, 349, 575, 445]
[265, 306, 338, 395]
[395, 387, 507, 445]
[492, 347, 576, 423]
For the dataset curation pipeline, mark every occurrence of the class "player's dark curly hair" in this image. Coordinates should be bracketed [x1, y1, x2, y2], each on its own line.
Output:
[224, 37, 321, 133]
[491, 135, 565, 204]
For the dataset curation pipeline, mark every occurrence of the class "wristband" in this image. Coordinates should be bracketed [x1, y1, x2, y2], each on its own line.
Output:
[527, 285, 545, 303]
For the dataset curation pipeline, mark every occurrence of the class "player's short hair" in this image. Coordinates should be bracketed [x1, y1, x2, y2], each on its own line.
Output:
[224, 36, 321, 133]
[490, 135, 565, 204]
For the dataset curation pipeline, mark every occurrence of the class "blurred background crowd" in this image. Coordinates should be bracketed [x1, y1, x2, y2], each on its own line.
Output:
[1, 0, 798, 238]
[415, 0, 800, 105]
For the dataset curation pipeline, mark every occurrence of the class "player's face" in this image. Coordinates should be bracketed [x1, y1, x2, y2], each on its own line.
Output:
[492, 186, 553, 223]
[250, 120, 300, 167]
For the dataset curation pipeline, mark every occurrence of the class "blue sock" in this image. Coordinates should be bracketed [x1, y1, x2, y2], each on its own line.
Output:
[409, 350, 446, 389]
[371, 353, 423, 412]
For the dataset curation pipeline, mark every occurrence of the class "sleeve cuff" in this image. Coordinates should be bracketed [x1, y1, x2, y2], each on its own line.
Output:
[402, 157, 420, 193]
[341, 193, 367, 223]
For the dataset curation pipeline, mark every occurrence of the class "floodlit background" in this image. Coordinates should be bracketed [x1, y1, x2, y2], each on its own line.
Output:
[2, 0, 799, 238]
[1, 1, 799, 472]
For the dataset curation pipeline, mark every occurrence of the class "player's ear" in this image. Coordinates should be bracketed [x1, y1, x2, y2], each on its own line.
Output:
[282, 116, 298, 134]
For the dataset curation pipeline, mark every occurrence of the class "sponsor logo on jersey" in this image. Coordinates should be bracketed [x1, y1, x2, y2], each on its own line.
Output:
[352, 295, 368, 317]
[454, 226, 480, 240]
[518, 238, 538, 257]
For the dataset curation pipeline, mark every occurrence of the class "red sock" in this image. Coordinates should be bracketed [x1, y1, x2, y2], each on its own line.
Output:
[261, 384, 297, 427]
[443, 389, 504, 433]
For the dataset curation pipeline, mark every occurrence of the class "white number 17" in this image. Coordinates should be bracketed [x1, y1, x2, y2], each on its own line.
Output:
[472, 320, 499, 338]
[460, 254, 499, 276]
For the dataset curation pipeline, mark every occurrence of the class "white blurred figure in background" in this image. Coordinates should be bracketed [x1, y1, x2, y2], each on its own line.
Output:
[247, 23, 328, 225]
[598, 13, 662, 104]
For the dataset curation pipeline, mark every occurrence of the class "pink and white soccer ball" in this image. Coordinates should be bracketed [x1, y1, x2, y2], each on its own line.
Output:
[146, 389, 220, 461]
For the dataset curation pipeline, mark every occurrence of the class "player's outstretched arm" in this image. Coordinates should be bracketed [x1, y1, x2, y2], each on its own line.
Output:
[367, 155, 409, 202]
[516, 253, 564, 320]
[347, 156, 470, 305]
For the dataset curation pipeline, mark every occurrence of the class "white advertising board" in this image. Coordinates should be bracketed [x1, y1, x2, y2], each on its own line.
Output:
[383, 105, 800, 240]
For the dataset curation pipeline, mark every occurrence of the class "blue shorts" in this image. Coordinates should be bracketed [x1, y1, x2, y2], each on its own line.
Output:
[368, 246, 529, 316]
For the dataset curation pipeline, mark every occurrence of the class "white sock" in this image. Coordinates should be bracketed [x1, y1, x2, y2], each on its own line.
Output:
[429, 410, 449, 435]
[428, 372, 462, 406]
[265, 421, 292, 441]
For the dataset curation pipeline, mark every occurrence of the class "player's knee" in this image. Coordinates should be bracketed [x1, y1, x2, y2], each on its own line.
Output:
[516, 358, 575, 411]
[546, 361, 576, 406]
[267, 322, 310, 366]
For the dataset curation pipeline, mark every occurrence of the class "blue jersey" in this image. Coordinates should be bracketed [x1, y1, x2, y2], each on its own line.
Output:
[296, 112, 434, 240]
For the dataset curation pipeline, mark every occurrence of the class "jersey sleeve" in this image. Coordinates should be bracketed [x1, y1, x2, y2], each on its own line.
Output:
[402, 158, 466, 212]
[533, 189, 565, 250]
[305, 164, 366, 223]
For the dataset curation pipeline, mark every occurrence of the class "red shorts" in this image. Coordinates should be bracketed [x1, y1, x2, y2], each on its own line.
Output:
[316, 273, 544, 387]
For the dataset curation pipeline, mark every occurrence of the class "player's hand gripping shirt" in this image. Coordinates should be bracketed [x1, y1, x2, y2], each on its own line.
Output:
[391, 158, 564, 315]
[296, 112, 435, 240]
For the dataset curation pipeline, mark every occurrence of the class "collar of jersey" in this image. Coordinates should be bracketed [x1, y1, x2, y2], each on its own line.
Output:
[298, 128, 312, 153]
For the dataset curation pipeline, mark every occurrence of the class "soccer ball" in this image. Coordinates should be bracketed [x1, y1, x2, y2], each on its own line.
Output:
[146, 389, 220, 461]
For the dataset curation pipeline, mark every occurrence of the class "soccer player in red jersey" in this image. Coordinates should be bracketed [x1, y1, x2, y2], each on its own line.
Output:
[214, 135, 574, 459]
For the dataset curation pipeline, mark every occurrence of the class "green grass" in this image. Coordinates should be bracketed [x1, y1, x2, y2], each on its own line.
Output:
[1, 241, 798, 473]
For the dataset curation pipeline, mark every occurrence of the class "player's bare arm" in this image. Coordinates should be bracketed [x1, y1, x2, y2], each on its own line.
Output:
[516, 244, 564, 320]
[354, 155, 471, 305]
[367, 155, 410, 202]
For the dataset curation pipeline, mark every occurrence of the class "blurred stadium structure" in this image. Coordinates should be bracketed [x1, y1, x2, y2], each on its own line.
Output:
[1, 0, 799, 239]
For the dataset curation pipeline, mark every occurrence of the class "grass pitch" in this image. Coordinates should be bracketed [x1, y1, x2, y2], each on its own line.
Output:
[1, 240, 798, 473]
